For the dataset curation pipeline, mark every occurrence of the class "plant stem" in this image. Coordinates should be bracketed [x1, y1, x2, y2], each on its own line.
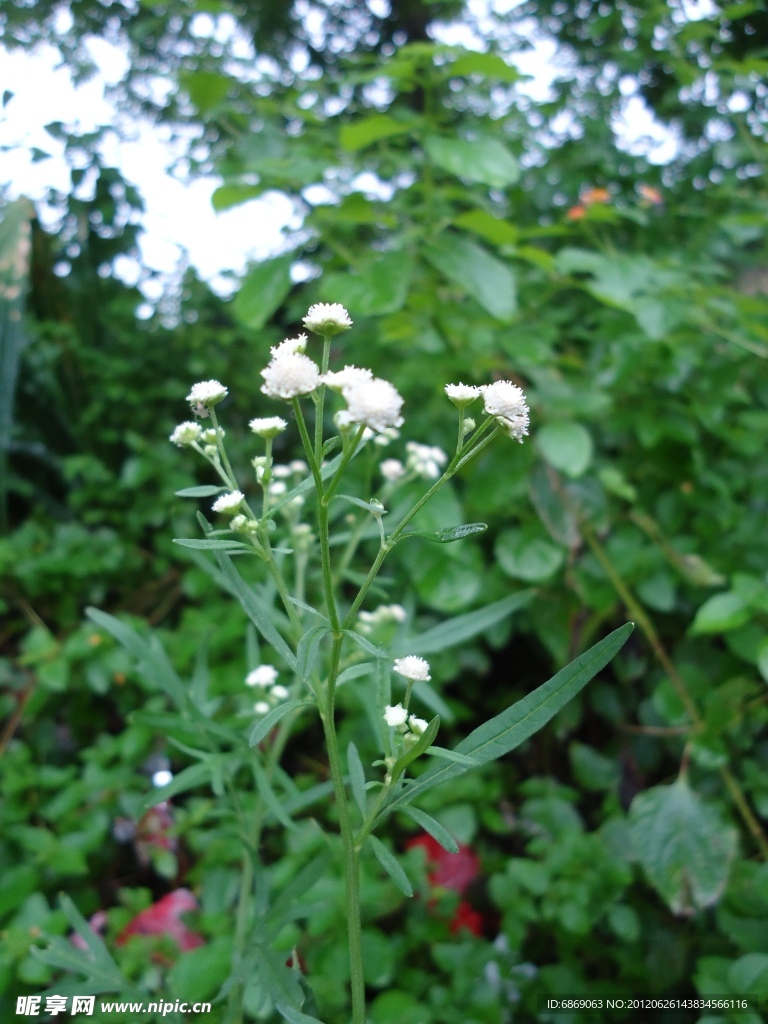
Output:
[321, 635, 366, 1024]
[314, 336, 332, 463]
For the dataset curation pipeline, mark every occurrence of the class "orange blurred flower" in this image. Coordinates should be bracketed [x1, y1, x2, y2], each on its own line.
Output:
[638, 184, 663, 205]
[581, 187, 611, 205]
[567, 204, 586, 220]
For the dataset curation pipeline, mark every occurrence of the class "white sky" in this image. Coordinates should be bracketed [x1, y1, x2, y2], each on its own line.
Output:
[0, 11, 678, 305]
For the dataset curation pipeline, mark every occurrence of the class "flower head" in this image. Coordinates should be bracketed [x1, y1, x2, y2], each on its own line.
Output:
[444, 383, 481, 408]
[393, 656, 431, 682]
[271, 684, 290, 700]
[341, 377, 404, 433]
[405, 442, 447, 480]
[249, 416, 287, 438]
[271, 334, 308, 358]
[321, 365, 373, 392]
[187, 380, 228, 411]
[170, 421, 202, 446]
[303, 303, 353, 336]
[384, 703, 408, 727]
[212, 491, 245, 515]
[380, 458, 406, 483]
[254, 701, 271, 715]
[408, 714, 429, 736]
[246, 665, 278, 688]
[261, 352, 321, 400]
[482, 381, 530, 443]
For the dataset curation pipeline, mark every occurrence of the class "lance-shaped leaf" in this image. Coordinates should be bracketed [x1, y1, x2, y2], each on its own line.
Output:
[215, 553, 297, 669]
[174, 538, 252, 552]
[250, 700, 314, 747]
[344, 629, 389, 660]
[368, 835, 413, 897]
[392, 591, 532, 658]
[388, 716, 440, 786]
[399, 806, 459, 853]
[387, 623, 633, 811]
[399, 523, 488, 544]
[296, 625, 330, 680]
[347, 741, 367, 816]
[276, 1005, 325, 1024]
[175, 485, 226, 497]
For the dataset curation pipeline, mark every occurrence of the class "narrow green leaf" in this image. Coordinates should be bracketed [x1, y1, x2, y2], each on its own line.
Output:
[85, 608, 187, 709]
[175, 485, 226, 497]
[174, 538, 251, 551]
[296, 625, 330, 680]
[139, 762, 212, 810]
[390, 716, 440, 784]
[400, 523, 487, 544]
[337, 662, 376, 687]
[426, 746, 478, 766]
[275, 1004, 324, 1024]
[368, 835, 413, 897]
[287, 596, 330, 621]
[399, 806, 459, 853]
[250, 700, 313, 747]
[393, 591, 532, 658]
[344, 629, 389, 660]
[215, 553, 297, 668]
[389, 623, 634, 810]
[337, 493, 388, 515]
[347, 741, 367, 816]
[253, 758, 296, 830]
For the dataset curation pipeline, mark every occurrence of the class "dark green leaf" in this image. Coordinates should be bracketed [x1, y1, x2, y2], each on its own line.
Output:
[347, 741, 367, 816]
[399, 806, 459, 853]
[215, 553, 297, 668]
[233, 255, 293, 330]
[423, 233, 516, 321]
[296, 625, 329, 680]
[368, 835, 413, 897]
[250, 701, 313, 747]
[393, 591, 532, 658]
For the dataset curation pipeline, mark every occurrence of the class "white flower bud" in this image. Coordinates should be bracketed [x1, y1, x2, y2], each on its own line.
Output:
[271, 684, 290, 700]
[303, 302, 353, 336]
[203, 444, 218, 457]
[380, 459, 406, 482]
[250, 416, 288, 438]
[384, 703, 408, 727]
[405, 442, 447, 480]
[408, 715, 429, 736]
[254, 701, 271, 715]
[271, 334, 308, 357]
[170, 422, 202, 446]
[393, 656, 431, 682]
[231, 514, 249, 532]
[201, 427, 224, 445]
[289, 460, 308, 474]
[212, 491, 245, 515]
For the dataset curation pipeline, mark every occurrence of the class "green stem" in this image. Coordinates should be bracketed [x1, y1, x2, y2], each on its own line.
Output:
[324, 425, 366, 504]
[314, 336, 332, 463]
[321, 636, 366, 1024]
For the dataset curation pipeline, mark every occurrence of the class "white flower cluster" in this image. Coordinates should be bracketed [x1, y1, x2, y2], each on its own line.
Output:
[303, 303, 353, 336]
[406, 442, 447, 480]
[246, 664, 289, 714]
[482, 380, 530, 443]
[249, 416, 287, 438]
[170, 421, 202, 446]
[187, 380, 228, 413]
[383, 704, 428, 735]
[212, 490, 244, 515]
[380, 458, 406, 483]
[261, 349, 321, 401]
[330, 369, 404, 434]
[393, 656, 431, 681]
[357, 604, 407, 635]
[444, 382, 482, 407]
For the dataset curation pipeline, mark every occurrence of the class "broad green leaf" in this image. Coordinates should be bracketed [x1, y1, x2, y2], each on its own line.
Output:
[629, 778, 738, 915]
[393, 591, 532, 658]
[528, 463, 580, 549]
[728, 953, 768, 996]
[388, 623, 633, 810]
[323, 250, 413, 317]
[175, 485, 226, 497]
[689, 591, 751, 635]
[368, 835, 413, 897]
[211, 182, 265, 211]
[399, 806, 459, 853]
[453, 208, 519, 246]
[233, 255, 293, 330]
[537, 422, 594, 478]
[495, 531, 565, 583]
[424, 135, 520, 189]
[174, 538, 251, 552]
[215, 553, 297, 668]
[400, 523, 487, 544]
[85, 608, 187, 708]
[296, 625, 330, 680]
[448, 51, 520, 82]
[180, 69, 232, 114]
[340, 114, 410, 151]
[250, 701, 313, 747]
[276, 1004, 324, 1024]
[423, 233, 516, 321]
[347, 741, 367, 816]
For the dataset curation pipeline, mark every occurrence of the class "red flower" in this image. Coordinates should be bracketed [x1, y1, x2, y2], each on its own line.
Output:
[450, 900, 484, 937]
[406, 834, 480, 894]
[117, 889, 204, 951]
